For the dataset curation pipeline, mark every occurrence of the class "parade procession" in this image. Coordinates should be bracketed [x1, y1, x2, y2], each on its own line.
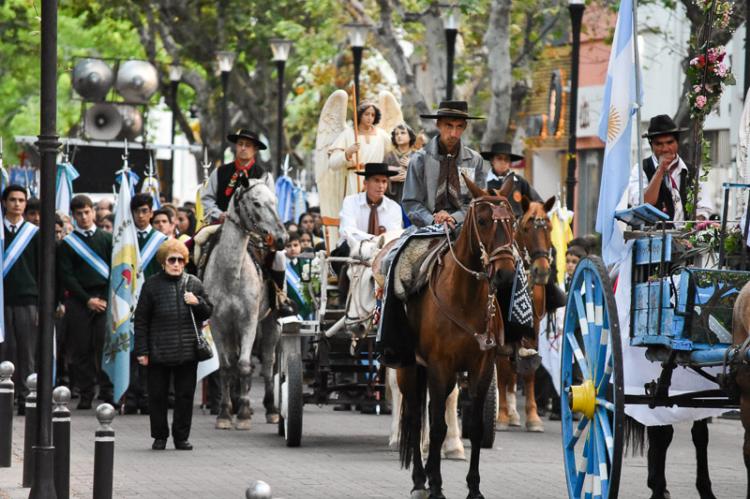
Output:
[7, 0, 750, 498]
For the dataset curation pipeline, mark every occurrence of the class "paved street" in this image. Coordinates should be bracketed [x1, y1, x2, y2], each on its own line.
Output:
[1, 383, 745, 499]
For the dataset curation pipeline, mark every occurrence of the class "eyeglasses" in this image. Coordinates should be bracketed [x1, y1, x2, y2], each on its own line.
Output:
[167, 256, 185, 265]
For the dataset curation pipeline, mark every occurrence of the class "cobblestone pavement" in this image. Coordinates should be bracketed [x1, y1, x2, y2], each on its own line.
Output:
[1, 384, 745, 499]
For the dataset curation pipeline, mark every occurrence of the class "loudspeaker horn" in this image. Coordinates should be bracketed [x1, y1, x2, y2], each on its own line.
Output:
[117, 106, 143, 141]
[115, 60, 159, 102]
[84, 103, 123, 140]
[72, 58, 114, 101]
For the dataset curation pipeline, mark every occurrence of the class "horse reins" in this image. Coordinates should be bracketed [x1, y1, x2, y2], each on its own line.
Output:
[517, 213, 552, 323]
[429, 197, 516, 347]
[225, 182, 273, 249]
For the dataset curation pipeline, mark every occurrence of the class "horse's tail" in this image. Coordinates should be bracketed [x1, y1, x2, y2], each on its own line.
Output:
[398, 365, 427, 469]
[624, 414, 646, 456]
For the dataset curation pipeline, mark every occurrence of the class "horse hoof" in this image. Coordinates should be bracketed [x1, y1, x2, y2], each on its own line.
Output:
[428, 492, 446, 499]
[215, 418, 233, 430]
[410, 489, 428, 499]
[525, 421, 544, 433]
[466, 492, 485, 499]
[266, 413, 280, 424]
[443, 447, 466, 461]
[496, 422, 510, 431]
[508, 416, 521, 427]
[235, 418, 252, 431]
[388, 438, 398, 450]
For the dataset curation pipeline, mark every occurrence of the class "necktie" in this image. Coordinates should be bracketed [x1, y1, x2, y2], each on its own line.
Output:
[9, 225, 16, 234]
[139, 231, 147, 239]
[367, 197, 383, 235]
[85, 230, 93, 238]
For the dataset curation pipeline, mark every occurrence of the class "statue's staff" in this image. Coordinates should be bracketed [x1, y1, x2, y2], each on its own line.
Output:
[351, 85, 362, 193]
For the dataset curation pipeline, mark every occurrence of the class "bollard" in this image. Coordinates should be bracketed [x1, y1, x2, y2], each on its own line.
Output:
[22, 373, 37, 487]
[0, 361, 14, 467]
[245, 480, 272, 499]
[93, 403, 115, 499]
[53, 386, 71, 499]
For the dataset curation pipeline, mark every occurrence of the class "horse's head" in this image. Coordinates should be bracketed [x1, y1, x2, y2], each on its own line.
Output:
[462, 175, 517, 288]
[517, 196, 555, 286]
[230, 178, 287, 250]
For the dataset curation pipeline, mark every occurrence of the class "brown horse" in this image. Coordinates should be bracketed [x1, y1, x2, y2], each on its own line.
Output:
[732, 281, 750, 499]
[496, 196, 555, 432]
[397, 178, 518, 499]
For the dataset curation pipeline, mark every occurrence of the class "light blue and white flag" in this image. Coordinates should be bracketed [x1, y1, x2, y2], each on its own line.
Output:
[141, 174, 161, 210]
[55, 162, 79, 216]
[276, 175, 295, 223]
[0, 219, 4, 344]
[102, 170, 142, 402]
[595, 0, 639, 266]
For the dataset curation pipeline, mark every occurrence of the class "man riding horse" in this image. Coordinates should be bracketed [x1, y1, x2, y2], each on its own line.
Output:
[199, 128, 294, 316]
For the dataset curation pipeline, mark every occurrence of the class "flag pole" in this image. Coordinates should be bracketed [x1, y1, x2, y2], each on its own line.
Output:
[632, 0, 645, 205]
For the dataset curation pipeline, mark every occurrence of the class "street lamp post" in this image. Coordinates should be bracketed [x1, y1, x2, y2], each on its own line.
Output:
[440, 4, 461, 100]
[216, 51, 236, 161]
[270, 39, 292, 179]
[30, 1, 60, 496]
[344, 23, 370, 106]
[565, 0, 585, 212]
[167, 64, 183, 202]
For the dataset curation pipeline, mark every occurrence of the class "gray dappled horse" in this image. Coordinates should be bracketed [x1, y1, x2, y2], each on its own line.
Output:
[202, 179, 287, 430]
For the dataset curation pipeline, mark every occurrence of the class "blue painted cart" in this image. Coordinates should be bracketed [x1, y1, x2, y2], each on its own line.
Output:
[560, 202, 750, 499]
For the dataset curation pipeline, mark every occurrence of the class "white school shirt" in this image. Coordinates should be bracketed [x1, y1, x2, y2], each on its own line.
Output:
[338, 192, 404, 246]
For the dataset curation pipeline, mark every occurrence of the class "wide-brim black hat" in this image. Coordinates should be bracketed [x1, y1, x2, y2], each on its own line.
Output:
[354, 163, 398, 178]
[480, 142, 523, 162]
[420, 100, 484, 120]
[227, 128, 267, 150]
[642, 114, 688, 138]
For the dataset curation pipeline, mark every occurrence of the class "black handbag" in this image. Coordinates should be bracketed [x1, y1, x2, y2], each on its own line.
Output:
[184, 275, 213, 362]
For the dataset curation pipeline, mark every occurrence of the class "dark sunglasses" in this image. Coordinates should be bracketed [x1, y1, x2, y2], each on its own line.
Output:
[167, 256, 185, 265]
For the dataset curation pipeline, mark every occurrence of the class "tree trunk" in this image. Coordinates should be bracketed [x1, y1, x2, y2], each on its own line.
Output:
[481, 0, 512, 148]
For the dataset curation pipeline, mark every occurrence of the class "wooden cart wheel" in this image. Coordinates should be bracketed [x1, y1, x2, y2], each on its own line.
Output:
[561, 256, 624, 499]
[481, 367, 498, 448]
[274, 371, 284, 437]
[283, 352, 304, 447]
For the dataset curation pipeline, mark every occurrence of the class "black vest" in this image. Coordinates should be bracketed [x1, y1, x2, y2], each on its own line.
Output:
[642, 158, 690, 221]
[215, 161, 268, 212]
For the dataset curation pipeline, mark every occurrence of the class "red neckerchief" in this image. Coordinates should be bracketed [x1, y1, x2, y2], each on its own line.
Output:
[225, 158, 256, 197]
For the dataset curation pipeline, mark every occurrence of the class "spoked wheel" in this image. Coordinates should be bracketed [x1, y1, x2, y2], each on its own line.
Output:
[561, 256, 624, 499]
[481, 368, 498, 448]
[282, 353, 303, 447]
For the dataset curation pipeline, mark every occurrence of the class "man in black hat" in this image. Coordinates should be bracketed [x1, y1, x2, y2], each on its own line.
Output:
[481, 142, 542, 218]
[339, 163, 404, 246]
[402, 101, 486, 228]
[201, 128, 274, 224]
[628, 114, 711, 221]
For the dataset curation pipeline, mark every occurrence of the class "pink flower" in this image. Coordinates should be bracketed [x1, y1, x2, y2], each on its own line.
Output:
[693, 85, 702, 93]
[715, 63, 728, 77]
[696, 95, 707, 109]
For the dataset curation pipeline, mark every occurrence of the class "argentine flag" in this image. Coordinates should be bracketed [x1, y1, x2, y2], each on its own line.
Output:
[102, 170, 142, 401]
[141, 174, 161, 210]
[595, 0, 639, 266]
[55, 162, 79, 216]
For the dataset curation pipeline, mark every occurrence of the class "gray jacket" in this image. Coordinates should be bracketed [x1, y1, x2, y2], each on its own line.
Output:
[402, 136, 486, 227]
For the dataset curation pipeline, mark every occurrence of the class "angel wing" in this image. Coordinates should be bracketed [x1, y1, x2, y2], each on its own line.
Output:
[376, 90, 404, 135]
[739, 87, 750, 182]
[314, 90, 349, 183]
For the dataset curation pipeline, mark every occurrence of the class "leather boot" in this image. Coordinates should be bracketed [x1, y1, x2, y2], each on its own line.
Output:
[271, 270, 297, 317]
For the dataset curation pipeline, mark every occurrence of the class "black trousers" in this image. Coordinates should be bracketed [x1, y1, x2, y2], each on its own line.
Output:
[147, 362, 197, 441]
[0, 304, 39, 402]
[64, 298, 112, 400]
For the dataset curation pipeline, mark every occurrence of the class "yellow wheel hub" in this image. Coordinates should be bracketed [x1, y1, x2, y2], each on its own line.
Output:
[570, 379, 596, 419]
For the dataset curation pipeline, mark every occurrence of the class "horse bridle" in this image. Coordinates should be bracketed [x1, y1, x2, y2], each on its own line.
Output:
[226, 182, 274, 248]
[518, 215, 552, 268]
[431, 196, 517, 348]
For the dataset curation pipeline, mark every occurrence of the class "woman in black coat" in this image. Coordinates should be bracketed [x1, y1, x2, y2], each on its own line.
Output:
[134, 239, 213, 451]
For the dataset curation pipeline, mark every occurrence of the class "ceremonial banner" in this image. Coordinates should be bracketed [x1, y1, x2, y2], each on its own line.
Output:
[141, 174, 161, 210]
[0, 222, 4, 344]
[595, 0, 638, 266]
[102, 170, 142, 401]
[549, 201, 573, 286]
[276, 175, 295, 223]
[55, 162, 79, 216]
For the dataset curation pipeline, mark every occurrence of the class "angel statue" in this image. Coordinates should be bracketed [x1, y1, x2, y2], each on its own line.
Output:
[314, 89, 403, 249]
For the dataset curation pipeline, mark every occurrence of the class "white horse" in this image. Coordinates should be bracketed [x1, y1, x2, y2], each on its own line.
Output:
[346, 237, 465, 460]
[203, 179, 287, 430]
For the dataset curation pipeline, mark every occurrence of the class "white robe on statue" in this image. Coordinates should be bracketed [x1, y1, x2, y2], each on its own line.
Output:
[327, 127, 392, 204]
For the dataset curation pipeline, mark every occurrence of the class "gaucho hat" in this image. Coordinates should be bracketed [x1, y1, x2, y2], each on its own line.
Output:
[480, 142, 524, 162]
[420, 100, 484, 120]
[227, 128, 267, 150]
[642, 114, 687, 139]
[354, 163, 399, 178]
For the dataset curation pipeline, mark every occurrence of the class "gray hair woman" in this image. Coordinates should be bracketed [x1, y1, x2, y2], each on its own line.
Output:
[134, 239, 213, 451]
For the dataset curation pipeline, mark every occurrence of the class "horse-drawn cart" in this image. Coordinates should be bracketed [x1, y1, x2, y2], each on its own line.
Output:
[273, 251, 385, 447]
[560, 198, 750, 499]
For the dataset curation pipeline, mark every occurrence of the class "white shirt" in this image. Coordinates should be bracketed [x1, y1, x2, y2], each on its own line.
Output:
[4, 217, 23, 234]
[339, 192, 404, 246]
[136, 225, 153, 239]
[75, 225, 97, 237]
[627, 155, 712, 221]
